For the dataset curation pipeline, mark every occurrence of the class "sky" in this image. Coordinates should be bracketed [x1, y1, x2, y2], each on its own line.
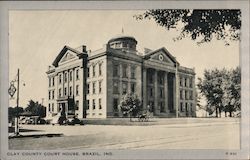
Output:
[9, 10, 240, 108]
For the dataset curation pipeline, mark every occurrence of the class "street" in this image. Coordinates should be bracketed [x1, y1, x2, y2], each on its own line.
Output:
[9, 118, 240, 150]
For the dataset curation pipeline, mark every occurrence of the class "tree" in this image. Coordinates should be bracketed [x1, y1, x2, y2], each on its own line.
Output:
[134, 9, 241, 45]
[25, 100, 46, 118]
[197, 67, 241, 117]
[119, 93, 142, 121]
[8, 107, 24, 121]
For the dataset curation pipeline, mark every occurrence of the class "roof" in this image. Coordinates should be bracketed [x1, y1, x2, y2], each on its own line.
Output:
[143, 47, 179, 65]
[52, 45, 87, 67]
[108, 34, 137, 44]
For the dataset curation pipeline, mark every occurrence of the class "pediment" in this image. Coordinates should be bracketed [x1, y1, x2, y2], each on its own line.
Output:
[59, 51, 78, 64]
[145, 47, 178, 65]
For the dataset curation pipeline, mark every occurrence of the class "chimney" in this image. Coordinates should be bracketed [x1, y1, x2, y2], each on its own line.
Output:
[82, 45, 87, 53]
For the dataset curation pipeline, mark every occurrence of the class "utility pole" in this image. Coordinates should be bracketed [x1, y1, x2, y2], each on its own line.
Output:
[15, 68, 20, 135]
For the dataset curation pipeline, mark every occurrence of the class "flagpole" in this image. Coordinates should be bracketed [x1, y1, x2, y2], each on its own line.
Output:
[15, 68, 20, 135]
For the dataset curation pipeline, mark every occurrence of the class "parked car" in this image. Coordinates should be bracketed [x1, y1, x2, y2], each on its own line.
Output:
[66, 117, 84, 125]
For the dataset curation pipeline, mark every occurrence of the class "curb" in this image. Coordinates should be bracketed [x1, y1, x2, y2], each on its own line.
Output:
[8, 133, 63, 139]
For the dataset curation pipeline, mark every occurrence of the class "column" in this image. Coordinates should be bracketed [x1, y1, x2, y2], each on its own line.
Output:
[175, 66, 180, 118]
[128, 65, 131, 94]
[154, 70, 158, 114]
[164, 72, 169, 113]
[142, 68, 147, 110]
[119, 64, 123, 97]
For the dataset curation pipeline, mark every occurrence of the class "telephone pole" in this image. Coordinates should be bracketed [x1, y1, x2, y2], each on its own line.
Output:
[15, 68, 20, 135]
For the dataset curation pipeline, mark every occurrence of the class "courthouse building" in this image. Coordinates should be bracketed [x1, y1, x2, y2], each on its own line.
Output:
[46, 35, 196, 119]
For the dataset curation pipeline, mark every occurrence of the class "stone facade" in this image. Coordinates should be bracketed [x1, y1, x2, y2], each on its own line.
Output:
[46, 35, 196, 119]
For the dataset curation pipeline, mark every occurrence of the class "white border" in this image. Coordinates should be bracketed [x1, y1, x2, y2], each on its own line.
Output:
[0, 1, 249, 160]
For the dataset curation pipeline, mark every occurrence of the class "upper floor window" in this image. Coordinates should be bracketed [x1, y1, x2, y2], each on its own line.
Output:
[93, 82, 96, 94]
[52, 90, 54, 99]
[64, 87, 67, 96]
[59, 88, 62, 97]
[190, 91, 193, 100]
[189, 78, 193, 88]
[131, 66, 136, 79]
[59, 74, 62, 84]
[76, 69, 79, 80]
[113, 64, 119, 77]
[185, 90, 188, 100]
[49, 77, 51, 87]
[87, 67, 90, 78]
[52, 77, 55, 86]
[149, 74, 153, 84]
[180, 90, 183, 99]
[64, 72, 67, 82]
[76, 85, 79, 96]
[131, 83, 136, 93]
[113, 81, 119, 94]
[99, 81, 102, 93]
[93, 65, 96, 77]
[160, 88, 164, 98]
[69, 86, 72, 96]
[184, 78, 187, 87]
[87, 83, 90, 94]
[87, 100, 89, 110]
[48, 91, 51, 100]
[180, 77, 183, 86]
[69, 71, 73, 81]
[99, 63, 102, 76]
[122, 65, 128, 78]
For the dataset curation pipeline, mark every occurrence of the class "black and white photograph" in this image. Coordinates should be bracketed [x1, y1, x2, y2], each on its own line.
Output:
[0, 1, 249, 160]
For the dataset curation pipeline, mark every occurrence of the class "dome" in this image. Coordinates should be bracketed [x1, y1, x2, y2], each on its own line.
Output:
[108, 34, 137, 51]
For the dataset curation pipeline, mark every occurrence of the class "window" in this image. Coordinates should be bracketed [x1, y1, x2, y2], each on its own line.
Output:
[49, 77, 51, 87]
[180, 90, 183, 100]
[87, 67, 90, 78]
[49, 91, 51, 100]
[75, 100, 79, 110]
[122, 82, 128, 94]
[185, 90, 188, 100]
[185, 103, 188, 112]
[184, 78, 187, 87]
[48, 103, 51, 112]
[52, 90, 54, 99]
[99, 63, 102, 76]
[69, 86, 72, 96]
[52, 103, 54, 112]
[87, 83, 90, 94]
[122, 65, 128, 78]
[69, 71, 73, 81]
[131, 66, 136, 79]
[113, 98, 118, 111]
[99, 98, 102, 109]
[93, 99, 96, 109]
[59, 88, 61, 97]
[64, 87, 67, 96]
[149, 74, 153, 84]
[131, 83, 136, 93]
[59, 74, 62, 84]
[190, 103, 193, 112]
[99, 81, 102, 93]
[180, 77, 183, 86]
[160, 88, 164, 98]
[64, 72, 67, 82]
[113, 64, 119, 77]
[180, 102, 183, 112]
[52, 77, 55, 86]
[93, 65, 96, 77]
[159, 75, 164, 85]
[113, 81, 119, 94]
[150, 88, 153, 97]
[76, 69, 79, 80]
[189, 78, 193, 88]
[93, 82, 96, 94]
[190, 91, 193, 100]
[87, 100, 89, 110]
[76, 85, 79, 96]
